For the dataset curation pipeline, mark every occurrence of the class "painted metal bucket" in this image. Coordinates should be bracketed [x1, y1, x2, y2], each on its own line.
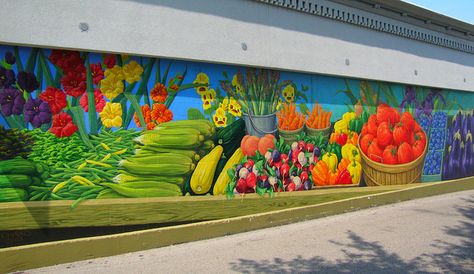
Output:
[242, 112, 277, 137]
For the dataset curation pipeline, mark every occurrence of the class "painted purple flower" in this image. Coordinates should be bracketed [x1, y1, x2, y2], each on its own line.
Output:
[415, 88, 446, 118]
[0, 88, 25, 116]
[17, 71, 40, 93]
[400, 86, 416, 110]
[24, 98, 52, 128]
[0, 66, 16, 88]
[5, 52, 15, 65]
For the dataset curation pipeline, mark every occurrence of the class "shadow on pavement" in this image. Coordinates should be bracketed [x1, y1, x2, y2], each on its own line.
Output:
[419, 198, 474, 273]
[229, 198, 474, 273]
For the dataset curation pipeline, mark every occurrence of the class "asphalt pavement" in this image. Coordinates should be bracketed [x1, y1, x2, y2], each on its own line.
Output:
[27, 190, 474, 274]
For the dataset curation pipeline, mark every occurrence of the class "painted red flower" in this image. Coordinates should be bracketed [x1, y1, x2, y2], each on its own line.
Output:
[134, 104, 152, 128]
[79, 89, 106, 112]
[90, 63, 104, 85]
[150, 83, 168, 103]
[62, 55, 85, 74]
[169, 84, 179, 91]
[49, 112, 78, 137]
[61, 71, 86, 98]
[39, 87, 67, 114]
[151, 103, 173, 124]
[49, 50, 83, 72]
[104, 54, 116, 69]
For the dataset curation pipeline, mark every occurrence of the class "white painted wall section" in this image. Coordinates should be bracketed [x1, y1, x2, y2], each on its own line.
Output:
[0, 0, 473, 91]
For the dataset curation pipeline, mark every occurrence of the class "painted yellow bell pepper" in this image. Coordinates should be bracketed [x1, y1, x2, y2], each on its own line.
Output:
[334, 119, 349, 134]
[347, 159, 362, 184]
[322, 152, 338, 172]
[341, 143, 361, 163]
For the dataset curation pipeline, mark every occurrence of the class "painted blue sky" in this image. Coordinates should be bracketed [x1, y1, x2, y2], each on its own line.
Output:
[403, 0, 474, 24]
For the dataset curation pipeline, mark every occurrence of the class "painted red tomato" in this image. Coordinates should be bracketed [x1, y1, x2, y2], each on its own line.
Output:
[360, 133, 375, 155]
[393, 124, 409, 146]
[367, 139, 383, 163]
[397, 142, 414, 164]
[376, 121, 393, 148]
[401, 112, 415, 133]
[414, 131, 427, 147]
[412, 140, 425, 159]
[382, 145, 398, 165]
[377, 103, 400, 127]
[361, 124, 368, 136]
[413, 122, 422, 133]
[376, 103, 391, 124]
[367, 114, 378, 136]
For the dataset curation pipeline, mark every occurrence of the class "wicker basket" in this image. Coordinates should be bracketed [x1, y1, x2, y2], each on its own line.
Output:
[278, 126, 304, 145]
[358, 133, 428, 186]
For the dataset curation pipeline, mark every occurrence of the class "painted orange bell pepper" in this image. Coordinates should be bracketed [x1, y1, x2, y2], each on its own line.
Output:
[346, 131, 359, 145]
[328, 169, 339, 185]
[337, 158, 351, 173]
[312, 160, 329, 186]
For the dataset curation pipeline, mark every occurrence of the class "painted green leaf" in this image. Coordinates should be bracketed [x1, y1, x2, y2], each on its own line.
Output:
[296, 91, 308, 102]
[161, 61, 172, 84]
[123, 59, 154, 128]
[124, 93, 146, 131]
[85, 54, 98, 135]
[69, 106, 94, 149]
[13, 46, 24, 72]
[187, 108, 206, 120]
[380, 84, 399, 107]
[38, 50, 56, 88]
[298, 103, 309, 115]
[336, 80, 358, 106]
[25, 48, 38, 73]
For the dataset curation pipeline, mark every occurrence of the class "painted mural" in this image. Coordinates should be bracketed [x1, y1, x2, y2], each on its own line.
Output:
[0, 45, 473, 204]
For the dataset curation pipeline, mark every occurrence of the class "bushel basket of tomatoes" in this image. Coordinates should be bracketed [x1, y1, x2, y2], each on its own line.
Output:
[358, 103, 428, 186]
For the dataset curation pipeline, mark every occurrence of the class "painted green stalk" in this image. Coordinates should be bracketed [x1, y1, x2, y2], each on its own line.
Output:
[124, 93, 146, 130]
[69, 106, 94, 149]
[123, 58, 154, 128]
[85, 54, 98, 135]
[165, 67, 188, 108]
[13, 46, 24, 72]
[38, 50, 56, 88]
[25, 48, 38, 73]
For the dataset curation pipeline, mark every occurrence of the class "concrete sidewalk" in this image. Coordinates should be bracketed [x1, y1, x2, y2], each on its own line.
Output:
[28, 190, 474, 273]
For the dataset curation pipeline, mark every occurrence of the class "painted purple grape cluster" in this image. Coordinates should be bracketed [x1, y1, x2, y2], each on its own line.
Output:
[428, 128, 446, 151]
[432, 112, 447, 128]
[423, 150, 442, 175]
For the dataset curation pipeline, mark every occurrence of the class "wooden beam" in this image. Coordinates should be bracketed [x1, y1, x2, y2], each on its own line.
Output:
[1, 178, 473, 273]
[0, 185, 405, 231]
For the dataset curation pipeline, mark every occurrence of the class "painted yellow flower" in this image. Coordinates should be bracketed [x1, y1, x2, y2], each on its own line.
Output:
[231, 74, 243, 95]
[104, 65, 125, 81]
[219, 97, 230, 110]
[122, 61, 143, 84]
[282, 84, 295, 103]
[201, 88, 216, 110]
[121, 54, 129, 61]
[228, 97, 242, 117]
[213, 107, 227, 127]
[276, 98, 283, 110]
[100, 75, 124, 100]
[99, 102, 122, 128]
[194, 72, 209, 95]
